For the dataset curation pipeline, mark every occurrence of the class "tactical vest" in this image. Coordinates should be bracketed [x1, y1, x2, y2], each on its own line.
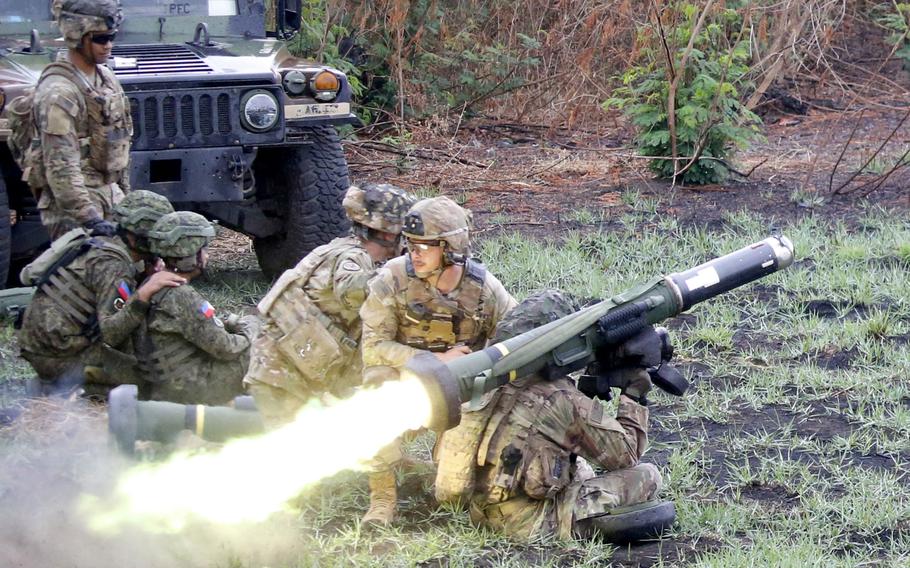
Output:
[137, 287, 205, 381]
[13, 60, 132, 191]
[471, 380, 576, 505]
[394, 258, 488, 352]
[255, 237, 365, 388]
[20, 228, 132, 340]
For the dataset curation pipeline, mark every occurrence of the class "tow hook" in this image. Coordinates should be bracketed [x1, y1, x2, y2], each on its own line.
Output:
[228, 154, 245, 181]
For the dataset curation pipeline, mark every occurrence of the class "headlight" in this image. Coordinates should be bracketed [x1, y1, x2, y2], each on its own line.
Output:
[283, 70, 307, 96]
[240, 90, 279, 132]
[311, 70, 340, 102]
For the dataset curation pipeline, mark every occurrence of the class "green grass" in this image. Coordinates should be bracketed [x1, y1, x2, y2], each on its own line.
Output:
[3, 207, 910, 565]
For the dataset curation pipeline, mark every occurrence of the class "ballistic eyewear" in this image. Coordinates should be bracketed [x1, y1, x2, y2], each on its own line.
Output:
[90, 32, 117, 45]
[406, 239, 444, 252]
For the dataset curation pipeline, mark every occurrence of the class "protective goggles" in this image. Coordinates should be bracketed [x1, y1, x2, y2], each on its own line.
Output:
[405, 238, 444, 252]
[90, 32, 117, 45]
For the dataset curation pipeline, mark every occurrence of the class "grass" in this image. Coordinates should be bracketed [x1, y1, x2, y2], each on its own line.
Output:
[2, 206, 910, 565]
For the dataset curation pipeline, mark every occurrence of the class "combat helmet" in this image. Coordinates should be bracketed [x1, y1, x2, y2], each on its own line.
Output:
[112, 190, 174, 253]
[343, 183, 415, 245]
[492, 289, 582, 380]
[52, 0, 122, 49]
[401, 196, 472, 264]
[148, 212, 216, 273]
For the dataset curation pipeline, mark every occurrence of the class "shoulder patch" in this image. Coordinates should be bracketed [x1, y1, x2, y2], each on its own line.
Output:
[117, 280, 132, 301]
[198, 300, 216, 318]
[340, 259, 362, 272]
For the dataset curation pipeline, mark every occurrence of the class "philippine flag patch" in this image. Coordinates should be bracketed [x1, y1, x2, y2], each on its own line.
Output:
[199, 301, 215, 318]
[117, 281, 132, 301]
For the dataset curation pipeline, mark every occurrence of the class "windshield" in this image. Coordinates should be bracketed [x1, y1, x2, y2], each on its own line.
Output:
[122, 0, 240, 18]
[1, 0, 273, 38]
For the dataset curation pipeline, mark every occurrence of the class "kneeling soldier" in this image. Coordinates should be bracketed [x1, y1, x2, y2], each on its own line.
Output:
[137, 212, 260, 405]
[243, 183, 415, 426]
[434, 290, 675, 543]
[18, 190, 182, 396]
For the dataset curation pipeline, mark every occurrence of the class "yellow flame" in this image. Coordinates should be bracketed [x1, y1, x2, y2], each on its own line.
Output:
[81, 377, 432, 533]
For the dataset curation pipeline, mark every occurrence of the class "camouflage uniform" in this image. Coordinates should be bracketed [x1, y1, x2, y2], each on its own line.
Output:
[137, 211, 258, 405]
[360, 255, 517, 368]
[17, 190, 174, 394]
[359, 196, 517, 525]
[244, 184, 415, 426]
[33, 0, 132, 238]
[434, 290, 663, 542]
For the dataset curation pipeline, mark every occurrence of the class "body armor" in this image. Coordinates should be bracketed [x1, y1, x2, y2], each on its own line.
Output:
[394, 257, 487, 352]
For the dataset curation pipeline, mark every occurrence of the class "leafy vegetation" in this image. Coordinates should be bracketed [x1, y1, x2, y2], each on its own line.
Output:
[604, 2, 762, 185]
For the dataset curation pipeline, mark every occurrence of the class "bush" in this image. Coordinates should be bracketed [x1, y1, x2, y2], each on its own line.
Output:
[604, 2, 762, 185]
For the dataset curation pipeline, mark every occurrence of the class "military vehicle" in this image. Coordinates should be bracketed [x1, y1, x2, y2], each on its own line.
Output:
[0, 0, 358, 284]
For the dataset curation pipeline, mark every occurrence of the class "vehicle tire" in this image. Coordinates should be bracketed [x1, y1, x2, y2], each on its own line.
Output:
[253, 126, 351, 278]
[0, 175, 11, 288]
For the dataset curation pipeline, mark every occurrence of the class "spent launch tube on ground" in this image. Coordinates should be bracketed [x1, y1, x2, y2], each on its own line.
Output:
[410, 235, 795, 430]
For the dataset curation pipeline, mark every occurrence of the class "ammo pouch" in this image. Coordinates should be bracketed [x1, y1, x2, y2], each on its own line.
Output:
[269, 286, 355, 388]
[86, 66, 131, 174]
[521, 438, 573, 500]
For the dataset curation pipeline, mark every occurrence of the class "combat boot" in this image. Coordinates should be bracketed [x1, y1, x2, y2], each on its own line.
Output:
[362, 470, 398, 527]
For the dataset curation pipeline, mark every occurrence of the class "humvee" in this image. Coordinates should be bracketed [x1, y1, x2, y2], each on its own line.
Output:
[0, 0, 357, 284]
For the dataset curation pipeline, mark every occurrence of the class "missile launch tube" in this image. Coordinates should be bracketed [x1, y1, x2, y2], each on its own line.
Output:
[412, 235, 795, 430]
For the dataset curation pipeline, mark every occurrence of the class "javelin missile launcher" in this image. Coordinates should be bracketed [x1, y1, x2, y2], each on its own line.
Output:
[108, 235, 793, 452]
[412, 235, 794, 430]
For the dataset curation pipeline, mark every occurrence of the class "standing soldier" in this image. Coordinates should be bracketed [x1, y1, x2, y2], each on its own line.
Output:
[434, 290, 675, 543]
[243, 183, 415, 427]
[137, 212, 260, 405]
[32, 0, 132, 239]
[18, 190, 183, 396]
[359, 196, 518, 526]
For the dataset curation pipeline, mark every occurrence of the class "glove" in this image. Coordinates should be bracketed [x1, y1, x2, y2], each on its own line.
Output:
[620, 367, 653, 405]
[223, 313, 242, 332]
[84, 218, 117, 237]
[235, 314, 262, 339]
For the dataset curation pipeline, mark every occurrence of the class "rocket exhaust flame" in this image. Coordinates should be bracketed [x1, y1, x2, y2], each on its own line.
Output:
[82, 378, 432, 533]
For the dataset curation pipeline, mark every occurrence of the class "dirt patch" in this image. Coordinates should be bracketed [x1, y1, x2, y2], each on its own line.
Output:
[739, 482, 800, 506]
[607, 535, 723, 567]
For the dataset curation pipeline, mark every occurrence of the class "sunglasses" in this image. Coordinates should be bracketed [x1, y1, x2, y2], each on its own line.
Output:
[90, 32, 117, 45]
[406, 239, 444, 252]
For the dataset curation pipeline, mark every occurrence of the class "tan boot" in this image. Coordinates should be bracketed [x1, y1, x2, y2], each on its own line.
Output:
[362, 470, 397, 527]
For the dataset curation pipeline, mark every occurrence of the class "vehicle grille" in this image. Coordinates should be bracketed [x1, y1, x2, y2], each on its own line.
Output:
[111, 44, 213, 75]
[129, 90, 240, 150]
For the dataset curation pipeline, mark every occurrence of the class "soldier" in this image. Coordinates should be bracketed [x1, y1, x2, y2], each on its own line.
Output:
[18, 190, 183, 396]
[434, 290, 675, 543]
[359, 196, 518, 526]
[138, 211, 260, 405]
[243, 183, 415, 427]
[33, 0, 132, 239]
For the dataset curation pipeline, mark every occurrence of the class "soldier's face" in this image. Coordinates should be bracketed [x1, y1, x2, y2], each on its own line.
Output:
[82, 31, 115, 64]
[407, 239, 444, 275]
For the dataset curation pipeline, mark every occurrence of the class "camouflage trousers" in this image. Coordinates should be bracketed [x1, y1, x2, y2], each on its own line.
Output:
[21, 342, 141, 399]
[39, 182, 125, 239]
[470, 463, 662, 541]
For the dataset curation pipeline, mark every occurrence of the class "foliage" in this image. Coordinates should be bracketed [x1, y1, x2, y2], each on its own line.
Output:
[605, 2, 762, 185]
[874, 2, 910, 63]
[286, 0, 364, 98]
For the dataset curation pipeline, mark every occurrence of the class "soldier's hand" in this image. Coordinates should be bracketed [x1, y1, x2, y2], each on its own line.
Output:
[136, 271, 186, 302]
[84, 218, 118, 237]
[620, 367, 653, 405]
[236, 314, 262, 339]
[434, 345, 472, 362]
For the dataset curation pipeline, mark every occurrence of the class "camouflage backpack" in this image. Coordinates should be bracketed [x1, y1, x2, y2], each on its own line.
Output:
[6, 62, 83, 193]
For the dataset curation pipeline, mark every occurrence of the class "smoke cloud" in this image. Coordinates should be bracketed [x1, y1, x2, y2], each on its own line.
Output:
[0, 399, 305, 568]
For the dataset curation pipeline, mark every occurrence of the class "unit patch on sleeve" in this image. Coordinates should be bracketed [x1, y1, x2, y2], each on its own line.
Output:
[199, 300, 216, 318]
